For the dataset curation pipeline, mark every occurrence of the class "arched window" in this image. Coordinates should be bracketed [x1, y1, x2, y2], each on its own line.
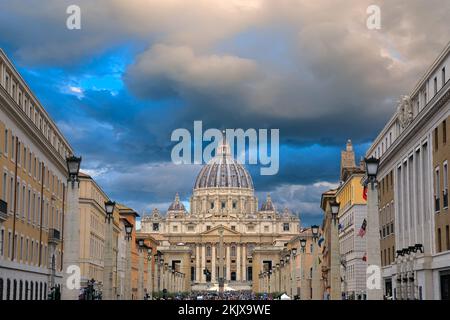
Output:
[35, 282, 38, 300]
[30, 282, 33, 300]
[44, 283, 47, 298]
[231, 245, 236, 257]
[39, 282, 42, 300]
[0, 278, 3, 300]
[206, 245, 211, 257]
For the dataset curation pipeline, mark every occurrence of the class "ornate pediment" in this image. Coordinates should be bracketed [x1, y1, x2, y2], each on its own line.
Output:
[200, 225, 240, 236]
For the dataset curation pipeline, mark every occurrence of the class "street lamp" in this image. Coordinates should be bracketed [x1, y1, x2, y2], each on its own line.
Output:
[137, 239, 146, 299]
[330, 200, 340, 224]
[300, 239, 307, 252]
[66, 155, 81, 186]
[125, 223, 133, 240]
[147, 247, 152, 260]
[311, 225, 319, 240]
[292, 248, 297, 256]
[364, 157, 380, 187]
[104, 200, 116, 223]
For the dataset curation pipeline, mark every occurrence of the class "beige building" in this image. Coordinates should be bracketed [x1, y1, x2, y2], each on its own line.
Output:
[77, 172, 120, 296]
[367, 41, 450, 299]
[0, 48, 73, 300]
[141, 138, 301, 293]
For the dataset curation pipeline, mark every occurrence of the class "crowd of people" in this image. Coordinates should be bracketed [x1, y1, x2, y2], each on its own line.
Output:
[152, 291, 289, 300]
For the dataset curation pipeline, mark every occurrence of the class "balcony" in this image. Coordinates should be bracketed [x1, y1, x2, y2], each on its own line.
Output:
[48, 228, 61, 244]
[0, 199, 7, 222]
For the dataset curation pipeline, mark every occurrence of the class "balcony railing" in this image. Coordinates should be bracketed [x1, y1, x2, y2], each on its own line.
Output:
[0, 199, 7, 222]
[48, 228, 61, 244]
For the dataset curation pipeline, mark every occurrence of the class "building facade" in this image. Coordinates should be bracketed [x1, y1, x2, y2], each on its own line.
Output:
[336, 141, 368, 299]
[367, 42, 450, 299]
[141, 138, 301, 293]
[77, 172, 121, 297]
[0, 48, 73, 300]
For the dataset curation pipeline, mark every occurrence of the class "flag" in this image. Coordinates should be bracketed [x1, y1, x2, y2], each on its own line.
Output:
[357, 219, 367, 237]
[362, 185, 368, 201]
[338, 223, 343, 233]
[362, 253, 367, 262]
[318, 235, 324, 247]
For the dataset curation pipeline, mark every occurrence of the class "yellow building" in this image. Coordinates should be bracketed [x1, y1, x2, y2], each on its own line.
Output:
[334, 140, 367, 299]
[0, 48, 73, 300]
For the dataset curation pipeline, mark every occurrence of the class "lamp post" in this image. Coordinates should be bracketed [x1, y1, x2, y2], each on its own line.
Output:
[103, 200, 115, 300]
[159, 258, 165, 294]
[62, 155, 82, 300]
[147, 247, 153, 300]
[137, 239, 145, 299]
[299, 238, 308, 300]
[364, 157, 383, 300]
[124, 222, 133, 299]
[291, 248, 297, 298]
[329, 200, 341, 300]
[311, 225, 321, 300]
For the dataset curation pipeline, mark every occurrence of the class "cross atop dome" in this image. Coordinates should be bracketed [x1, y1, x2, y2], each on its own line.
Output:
[217, 130, 231, 157]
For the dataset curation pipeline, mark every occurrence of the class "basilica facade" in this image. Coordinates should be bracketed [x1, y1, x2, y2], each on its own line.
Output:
[140, 139, 301, 292]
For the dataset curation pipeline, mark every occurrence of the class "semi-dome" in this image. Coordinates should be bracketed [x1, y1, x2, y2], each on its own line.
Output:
[194, 137, 253, 190]
[168, 193, 186, 211]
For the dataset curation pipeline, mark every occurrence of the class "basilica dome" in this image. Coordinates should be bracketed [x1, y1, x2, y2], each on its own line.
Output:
[194, 138, 253, 190]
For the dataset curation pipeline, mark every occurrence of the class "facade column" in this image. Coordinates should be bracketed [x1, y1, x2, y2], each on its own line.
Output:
[211, 244, 216, 282]
[242, 244, 247, 281]
[367, 181, 383, 300]
[61, 181, 80, 300]
[226, 244, 231, 281]
[196, 245, 201, 282]
[236, 245, 241, 281]
[300, 247, 309, 300]
[201, 244, 206, 282]
[125, 239, 132, 299]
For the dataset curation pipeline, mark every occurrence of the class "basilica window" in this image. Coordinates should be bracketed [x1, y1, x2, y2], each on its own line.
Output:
[187, 225, 194, 232]
[283, 223, 290, 231]
[231, 245, 236, 257]
[232, 201, 237, 209]
[173, 226, 178, 232]
[264, 226, 269, 232]
[247, 225, 254, 232]
[206, 225, 211, 231]
[152, 223, 159, 231]
[210, 202, 214, 209]
[221, 202, 226, 209]
[206, 245, 211, 257]
[231, 226, 236, 231]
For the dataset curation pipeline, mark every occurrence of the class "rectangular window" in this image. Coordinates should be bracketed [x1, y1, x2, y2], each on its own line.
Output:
[438, 228, 442, 252]
[443, 67, 446, 86]
[2, 173, 6, 201]
[443, 120, 447, 144]
[4, 129, 7, 154]
[283, 223, 290, 231]
[434, 128, 439, 151]
[0, 229, 3, 256]
[446, 225, 450, 251]
[435, 167, 441, 212]
[434, 77, 438, 95]
[444, 162, 448, 208]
